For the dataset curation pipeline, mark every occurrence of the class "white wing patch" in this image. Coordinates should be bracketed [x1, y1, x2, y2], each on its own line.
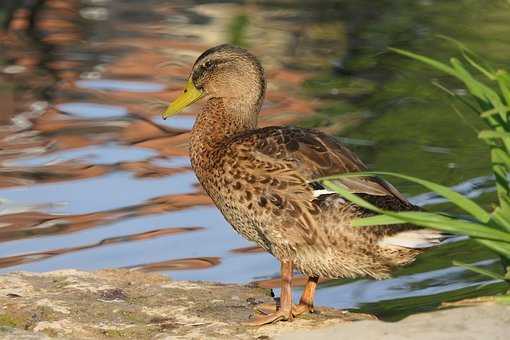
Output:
[379, 229, 454, 249]
[309, 181, 345, 203]
[312, 189, 337, 198]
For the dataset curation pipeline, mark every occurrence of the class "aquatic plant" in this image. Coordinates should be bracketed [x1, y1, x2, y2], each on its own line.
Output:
[322, 41, 510, 283]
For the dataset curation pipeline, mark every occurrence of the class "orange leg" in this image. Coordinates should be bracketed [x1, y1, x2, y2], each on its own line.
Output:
[293, 276, 319, 316]
[246, 260, 294, 326]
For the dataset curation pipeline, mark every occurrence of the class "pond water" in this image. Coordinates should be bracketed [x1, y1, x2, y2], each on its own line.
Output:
[0, 0, 509, 320]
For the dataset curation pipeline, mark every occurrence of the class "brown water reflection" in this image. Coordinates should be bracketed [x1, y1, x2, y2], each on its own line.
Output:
[0, 226, 203, 269]
[127, 256, 221, 272]
[0, 0, 508, 316]
[0, 192, 211, 242]
[230, 245, 264, 254]
[0, 0, 313, 274]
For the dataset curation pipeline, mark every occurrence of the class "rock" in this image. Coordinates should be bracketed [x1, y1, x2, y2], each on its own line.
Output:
[2, 269, 507, 339]
[0, 269, 373, 339]
[277, 302, 510, 340]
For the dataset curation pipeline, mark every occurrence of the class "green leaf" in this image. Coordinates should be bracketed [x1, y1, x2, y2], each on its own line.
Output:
[389, 48, 457, 77]
[323, 180, 510, 243]
[479, 130, 510, 140]
[352, 215, 404, 227]
[379, 45, 510, 260]
[476, 239, 510, 259]
[452, 260, 506, 281]
[449, 58, 494, 104]
[463, 54, 496, 81]
[391, 215, 510, 242]
[448, 58, 510, 130]
[432, 81, 483, 116]
[491, 147, 510, 167]
[481, 108, 510, 119]
[496, 70, 510, 108]
[492, 207, 510, 232]
[322, 171, 492, 224]
[480, 106, 510, 118]
[322, 180, 382, 212]
[352, 213, 445, 227]
[492, 147, 510, 212]
[436, 35, 473, 53]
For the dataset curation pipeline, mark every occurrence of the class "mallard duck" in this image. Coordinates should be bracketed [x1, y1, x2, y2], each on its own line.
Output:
[162, 44, 449, 325]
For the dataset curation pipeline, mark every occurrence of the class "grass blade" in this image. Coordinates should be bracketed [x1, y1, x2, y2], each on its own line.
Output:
[322, 180, 510, 242]
[322, 180, 381, 212]
[481, 106, 510, 118]
[476, 239, 510, 260]
[496, 70, 510, 108]
[452, 260, 506, 281]
[449, 58, 494, 104]
[463, 54, 496, 81]
[433, 81, 483, 115]
[386, 45, 510, 267]
[492, 207, 510, 232]
[322, 171, 492, 224]
[352, 213, 448, 227]
[479, 130, 510, 140]
[389, 48, 457, 77]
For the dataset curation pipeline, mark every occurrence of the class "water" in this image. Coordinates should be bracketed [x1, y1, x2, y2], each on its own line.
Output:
[0, 0, 509, 320]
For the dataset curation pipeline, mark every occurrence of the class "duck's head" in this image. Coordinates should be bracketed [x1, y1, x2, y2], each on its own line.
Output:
[162, 44, 266, 119]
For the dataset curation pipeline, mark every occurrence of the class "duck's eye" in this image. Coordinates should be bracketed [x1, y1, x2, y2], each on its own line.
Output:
[196, 62, 211, 77]
[192, 60, 217, 84]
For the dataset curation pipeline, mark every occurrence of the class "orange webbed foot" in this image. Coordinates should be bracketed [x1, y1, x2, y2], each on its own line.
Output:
[245, 309, 292, 326]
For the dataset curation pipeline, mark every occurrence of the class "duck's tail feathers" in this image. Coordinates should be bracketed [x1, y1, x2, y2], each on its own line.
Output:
[379, 229, 457, 249]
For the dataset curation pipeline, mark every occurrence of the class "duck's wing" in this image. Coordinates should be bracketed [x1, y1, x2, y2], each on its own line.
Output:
[245, 126, 410, 204]
[225, 126, 412, 246]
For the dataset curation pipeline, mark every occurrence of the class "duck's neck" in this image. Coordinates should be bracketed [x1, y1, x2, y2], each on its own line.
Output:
[190, 97, 260, 163]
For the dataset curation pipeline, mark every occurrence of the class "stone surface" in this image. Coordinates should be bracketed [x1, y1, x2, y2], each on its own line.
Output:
[0, 269, 373, 339]
[277, 302, 510, 340]
[1, 269, 508, 339]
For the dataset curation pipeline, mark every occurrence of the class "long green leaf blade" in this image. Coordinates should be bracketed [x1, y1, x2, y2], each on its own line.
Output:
[323, 180, 510, 242]
[492, 207, 510, 232]
[496, 70, 510, 108]
[479, 130, 510, 140]
[481, 106, 510, 118]
[352, 213, 447, 227]
[322, 171, 492, 223]
[476, 239, 510, 259]
[390, 48, 457, 77]
[322, 180, 382, 213]
[452, 260, 505, 281]
[463, 54, 496, 81]
[449, 58, 495, 104]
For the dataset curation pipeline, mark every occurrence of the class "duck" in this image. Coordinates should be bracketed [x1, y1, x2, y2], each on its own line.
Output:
[162, 44, 449, 325]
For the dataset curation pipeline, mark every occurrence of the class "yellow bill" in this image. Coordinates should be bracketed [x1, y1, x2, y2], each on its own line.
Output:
[162, 78, 204, 119]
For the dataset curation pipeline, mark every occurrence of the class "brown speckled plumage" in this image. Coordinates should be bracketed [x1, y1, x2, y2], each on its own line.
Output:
[192, 122, 421, 279]
[169, 44, 448, 324]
